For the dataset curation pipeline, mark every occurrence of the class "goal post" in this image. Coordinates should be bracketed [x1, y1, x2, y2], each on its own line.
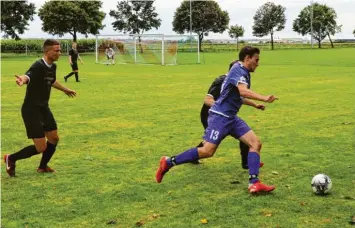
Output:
[95, 34, 200, 65]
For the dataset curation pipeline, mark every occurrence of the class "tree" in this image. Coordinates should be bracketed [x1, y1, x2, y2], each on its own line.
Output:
[109, 1, 161, 53]
[1, 1, 36, 40]
[293, 3, 341, 48]
[38, 1, 105, 42]
[229, 25, 244, 51]
[252, 2, 286, 50]
[172, 1, 229, 51]
[353, 29, 355, 37]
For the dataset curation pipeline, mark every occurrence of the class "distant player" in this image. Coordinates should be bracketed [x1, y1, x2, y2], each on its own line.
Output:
[156, 46, 278, 194]
[64, 42, 83, 82]
[194, 60, 263, 169]
[105, 47, 116, 65]
[4, 39, 77, 177]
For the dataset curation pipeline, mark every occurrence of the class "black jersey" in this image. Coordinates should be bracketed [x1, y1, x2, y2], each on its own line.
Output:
[200, 74, 227, 118]
[24, 58, 56, 106]
[69, 49, 79, 62]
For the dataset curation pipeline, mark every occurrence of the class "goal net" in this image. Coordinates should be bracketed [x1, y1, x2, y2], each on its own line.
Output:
[95, 34, 200, 65]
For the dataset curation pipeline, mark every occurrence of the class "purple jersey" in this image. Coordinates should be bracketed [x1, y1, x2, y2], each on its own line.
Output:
[210, 62, 250, 117]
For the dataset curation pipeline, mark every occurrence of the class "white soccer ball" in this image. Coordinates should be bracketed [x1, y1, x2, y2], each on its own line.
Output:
[311, 174, 332, 195]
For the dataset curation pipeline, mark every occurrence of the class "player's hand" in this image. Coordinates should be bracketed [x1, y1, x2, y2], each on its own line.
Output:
[69, 62, 73, 65]
[81, 61, 84, 65]
[255, 104, 265, 110]
[15, 75, 24, 87]
[64, 88, 76, 98]
[264, 95, 278, 103]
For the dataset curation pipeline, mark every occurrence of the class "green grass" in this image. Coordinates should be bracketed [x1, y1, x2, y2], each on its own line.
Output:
[1, 48, 355, 227]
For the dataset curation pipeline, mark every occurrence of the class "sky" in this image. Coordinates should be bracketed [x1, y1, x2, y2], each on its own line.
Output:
[20, 0, 355, 40]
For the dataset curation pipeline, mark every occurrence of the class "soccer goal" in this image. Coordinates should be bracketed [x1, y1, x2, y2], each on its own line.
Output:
[95, 34, 200, 65]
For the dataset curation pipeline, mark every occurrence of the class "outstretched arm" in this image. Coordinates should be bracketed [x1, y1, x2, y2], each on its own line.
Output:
[15, 75, 29, 87]
[237, 83, 278, 103]
[242, 98, 265, 110]
[52, 80, 76, 97]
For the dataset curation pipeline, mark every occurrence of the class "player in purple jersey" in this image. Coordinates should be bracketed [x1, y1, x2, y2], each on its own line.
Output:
[156, 46, 278, 194]
[193, 60, 264, 170]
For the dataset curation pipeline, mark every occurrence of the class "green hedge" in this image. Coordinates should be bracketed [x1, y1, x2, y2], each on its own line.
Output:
[0, 39, 97, 53]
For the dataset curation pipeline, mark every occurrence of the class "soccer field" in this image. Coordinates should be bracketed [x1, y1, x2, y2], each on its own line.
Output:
[1, 48, 355, 227]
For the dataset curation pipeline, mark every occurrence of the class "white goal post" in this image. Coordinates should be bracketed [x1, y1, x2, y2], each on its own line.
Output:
[95, 34, 200, 65]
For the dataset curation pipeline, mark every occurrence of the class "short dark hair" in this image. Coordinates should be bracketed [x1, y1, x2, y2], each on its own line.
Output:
[43, 39, 60, 51]
[228, 60, 238, 71]
[238, 46, 260, 61]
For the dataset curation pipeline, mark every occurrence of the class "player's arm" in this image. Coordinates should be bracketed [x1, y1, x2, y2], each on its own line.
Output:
[15, 75, 30, 87]
[237, 83, 278, 103]
[52, 80, 76, 97]
[78, 53, 83, 64]
[69, 55, 72, 65]
[242, 98, 265, 110]
[203, 95, 215, 107]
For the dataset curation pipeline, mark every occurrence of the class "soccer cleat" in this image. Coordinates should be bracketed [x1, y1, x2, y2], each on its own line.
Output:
[242, 162, 264, 170]
[4, 154, 16, 177]
[156, 156, 171, 183]
[64, 76, 67, 82]
[248, 181, 275, 193]
[37, 166, 56, 173]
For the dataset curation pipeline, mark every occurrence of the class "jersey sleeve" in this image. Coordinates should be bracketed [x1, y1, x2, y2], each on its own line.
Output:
[25, 62, 40, 82]
[68, 49, 73, 56]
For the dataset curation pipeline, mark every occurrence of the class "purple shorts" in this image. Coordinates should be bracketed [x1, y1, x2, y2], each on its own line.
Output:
[202, 112, 251, 145]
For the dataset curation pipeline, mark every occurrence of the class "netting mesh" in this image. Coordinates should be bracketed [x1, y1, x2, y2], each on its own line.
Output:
[96, 34, 199, 65]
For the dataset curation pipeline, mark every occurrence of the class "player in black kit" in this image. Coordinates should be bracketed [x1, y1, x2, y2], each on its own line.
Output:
[4, 39, 77, 177]
[64, 42, 83, 82]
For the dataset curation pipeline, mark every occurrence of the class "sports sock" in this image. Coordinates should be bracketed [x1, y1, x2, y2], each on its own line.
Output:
[65, 72, 75, 79]
[9, 145, 39, 162]
[248, 152, 260, 184]
[39, 142, 57, 169]
[75, 72, 79, 81]
[167, 147, 199, 166]
[240, 142, 249, 168]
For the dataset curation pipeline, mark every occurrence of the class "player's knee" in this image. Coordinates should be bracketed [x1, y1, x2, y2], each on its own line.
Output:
[35, 144, 47, 153]
[199, 147, 215, 158]
[250, 140, 262, 152]
[49, 135, 59, 145]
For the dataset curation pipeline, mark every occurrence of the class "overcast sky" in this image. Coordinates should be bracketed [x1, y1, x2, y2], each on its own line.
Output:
[22, 0, 355, 40]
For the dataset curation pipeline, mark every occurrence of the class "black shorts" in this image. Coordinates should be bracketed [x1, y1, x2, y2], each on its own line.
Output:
[21, 104, 57, 139]
[106, 55, 114, 60]
[71, 62, 78, 71]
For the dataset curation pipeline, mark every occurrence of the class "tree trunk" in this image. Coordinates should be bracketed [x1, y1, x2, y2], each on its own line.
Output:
[236, 37, 239, 51]
[318, 40, 321, 48]
[327, 33, 334, 48]
[270, 32, 274, 50]
[73, 29, 77, 42]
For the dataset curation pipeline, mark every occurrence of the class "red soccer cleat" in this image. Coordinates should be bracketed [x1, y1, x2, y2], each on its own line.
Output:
[156, 156, 171, 183]
[248, 181, 275, 193]
[37, 166, 56, 173]
[4, 154, 16, 177]
[259, 162, 264, 168]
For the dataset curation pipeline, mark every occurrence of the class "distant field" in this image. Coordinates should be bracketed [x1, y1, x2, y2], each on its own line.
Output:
[1, 48, 355, 227]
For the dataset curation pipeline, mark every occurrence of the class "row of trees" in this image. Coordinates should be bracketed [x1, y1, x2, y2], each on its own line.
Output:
[1, 1, 351, 50]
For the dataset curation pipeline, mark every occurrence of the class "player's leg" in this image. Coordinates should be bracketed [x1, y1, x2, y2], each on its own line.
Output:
[112, 55, 115, 65]
[238, 129, 275, 193]
[38, 107, 58, 172]
[72, 63, 80, 82]
[156, 113, 228, 183]
[64, 64, 76, 82]
[240, 141, 249, 169]
[4, 106, 45, 176]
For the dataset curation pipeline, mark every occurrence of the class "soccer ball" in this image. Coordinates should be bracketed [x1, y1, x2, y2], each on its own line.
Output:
[311, 174, 332, 195]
